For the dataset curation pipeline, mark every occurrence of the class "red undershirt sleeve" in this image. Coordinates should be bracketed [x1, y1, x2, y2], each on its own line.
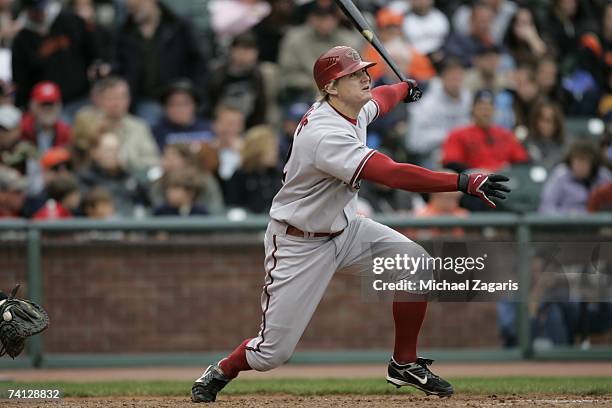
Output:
[360, 151, 460, 193]
[371, 82, 409, 117]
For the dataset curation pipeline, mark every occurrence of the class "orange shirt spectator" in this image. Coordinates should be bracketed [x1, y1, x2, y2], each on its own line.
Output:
[361, 8, 435, 83]
[411, 191, 469, 238]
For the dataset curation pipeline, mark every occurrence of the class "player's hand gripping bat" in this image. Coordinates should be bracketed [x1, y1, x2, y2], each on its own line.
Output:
[333, 0, 422, 102]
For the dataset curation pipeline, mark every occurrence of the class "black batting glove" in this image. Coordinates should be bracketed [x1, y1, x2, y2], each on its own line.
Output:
[458, 173, 511, 208]
[404, 79, 422, 103]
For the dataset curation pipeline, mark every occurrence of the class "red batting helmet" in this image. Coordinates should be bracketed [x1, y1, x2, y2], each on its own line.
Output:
[313, 46, 376, 90]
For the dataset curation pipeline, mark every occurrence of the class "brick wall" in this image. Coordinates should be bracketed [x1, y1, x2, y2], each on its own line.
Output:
[0, 233, 502, 354]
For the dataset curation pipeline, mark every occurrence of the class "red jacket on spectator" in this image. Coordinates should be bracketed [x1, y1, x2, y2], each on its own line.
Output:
[20, 112, 72, 148]
[442, 124, 528, 171]
[32, 200, 72, 220]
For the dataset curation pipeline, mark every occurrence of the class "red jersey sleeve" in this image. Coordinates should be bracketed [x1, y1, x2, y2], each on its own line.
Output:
[371, 82, 408, 117]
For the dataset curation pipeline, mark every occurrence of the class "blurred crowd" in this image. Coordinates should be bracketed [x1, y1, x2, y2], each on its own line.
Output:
[0, 0, 611, 220]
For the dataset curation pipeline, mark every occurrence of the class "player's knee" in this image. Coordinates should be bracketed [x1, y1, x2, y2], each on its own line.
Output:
[250, 347, 293, 372]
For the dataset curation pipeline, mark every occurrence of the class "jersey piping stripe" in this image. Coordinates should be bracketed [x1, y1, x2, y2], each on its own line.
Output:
[349, 149, 376, 188]
[245, 234, 278, 353]
[371, 99, 380, 122]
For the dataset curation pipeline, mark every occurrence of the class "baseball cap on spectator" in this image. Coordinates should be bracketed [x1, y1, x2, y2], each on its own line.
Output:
[21, 0, 48, 10]
[159, 79, 201, 105]
[376, 8, 403, 28]
[41, 147, 71, 171]
[0, 167, 27, 192]
[473, 89, 495, 106]
[0, 105, 22, 130]
[31, 81, 61, 104]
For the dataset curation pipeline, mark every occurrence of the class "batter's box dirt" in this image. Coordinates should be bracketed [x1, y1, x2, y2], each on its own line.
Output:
[3, 395, 612, 407]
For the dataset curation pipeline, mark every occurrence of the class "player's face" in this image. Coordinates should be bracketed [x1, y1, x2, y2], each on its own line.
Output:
[335, 68, 372, 106]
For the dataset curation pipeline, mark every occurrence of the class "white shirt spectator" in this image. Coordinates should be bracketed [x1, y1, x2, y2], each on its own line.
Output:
[406, 78, 472, 158]
[402, 7, 449, 55]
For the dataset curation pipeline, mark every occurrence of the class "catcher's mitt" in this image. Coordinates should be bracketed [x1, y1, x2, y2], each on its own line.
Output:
[0, 285, 49, 358]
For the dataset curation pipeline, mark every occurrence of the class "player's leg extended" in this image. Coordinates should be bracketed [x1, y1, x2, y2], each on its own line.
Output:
[192, 221, 339, 402]
[338, 216, 453, 396]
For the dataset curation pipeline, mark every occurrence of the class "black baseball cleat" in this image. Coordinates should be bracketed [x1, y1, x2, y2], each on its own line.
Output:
[191, 364, 231, 403]
[386, 357, 454, 397]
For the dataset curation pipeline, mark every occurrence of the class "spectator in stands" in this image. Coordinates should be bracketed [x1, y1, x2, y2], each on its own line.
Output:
[153, 167, 208, 216]
[116, 0, 207, 127]
[0, 104, 36, 176]
[278, 101, 309, 167]
[71, 108, 108, 171]
[495, 65, 542, 130]
[452, 0, 517, 46]
[209, 0, 270, 46]
[21, 146, 72, 216]
[524, 100, 566, 170]
[0, 166, 26, 217]
[11, 0, 100, 120]
[67, 0, 115, 63]
[153, 79, 211, 151]
[406, 58, 472, 167]
[413, 188, 469, 238]
[539, 140, 612, 214]
[502, 7, 548, 67]
[444, 2, 496, 67]
[362, 8, 435, 84]
[204, 104, 245, 190]
[92, 76, 160, 175]
[78, 131, 149, 217]
[535, 57, 568, 112]
[225, 125, 281, 214]
[81, 186, 115, 219]
[588, 181, 612, 211]
[464, 45, 509, 94]
[401, 0, 449, 59]
[277, 2, 360, 102]
[32, 173, 80, 219]
[442, 90, 528, 173]
[252, 0, 294, 63]
[207, 31, 268, 128]
[20, 81, 72, 154]
[0, 0, 22, 48]
[151, 143, 224, 215]
[544, 0, 595, 64]
[573, 3, 612, 109]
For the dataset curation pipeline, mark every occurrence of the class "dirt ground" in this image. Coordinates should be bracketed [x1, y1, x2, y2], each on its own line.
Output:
[2, 395, 612, 408]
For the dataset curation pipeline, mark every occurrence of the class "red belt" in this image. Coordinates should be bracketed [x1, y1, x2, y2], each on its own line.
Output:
[286, 225, 344, 238]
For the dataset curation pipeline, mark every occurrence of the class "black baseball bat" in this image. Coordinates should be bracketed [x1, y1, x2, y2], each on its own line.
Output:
[333, 0, 407, 82]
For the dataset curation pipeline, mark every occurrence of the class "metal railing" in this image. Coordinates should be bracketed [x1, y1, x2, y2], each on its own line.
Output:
[1, 212, 611, 368]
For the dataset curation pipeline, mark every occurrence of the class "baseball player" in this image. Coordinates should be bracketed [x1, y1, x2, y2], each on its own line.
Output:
[191, 46, 510, 402]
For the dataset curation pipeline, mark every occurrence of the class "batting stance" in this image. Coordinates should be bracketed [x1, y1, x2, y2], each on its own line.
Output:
[191, 46, 510, 402]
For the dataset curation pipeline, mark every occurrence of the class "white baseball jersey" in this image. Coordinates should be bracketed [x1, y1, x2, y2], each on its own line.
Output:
[269, 99, 380, 233]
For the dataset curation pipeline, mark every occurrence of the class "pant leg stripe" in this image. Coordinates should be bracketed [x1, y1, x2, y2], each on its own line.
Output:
[246, 234, 278, 352]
